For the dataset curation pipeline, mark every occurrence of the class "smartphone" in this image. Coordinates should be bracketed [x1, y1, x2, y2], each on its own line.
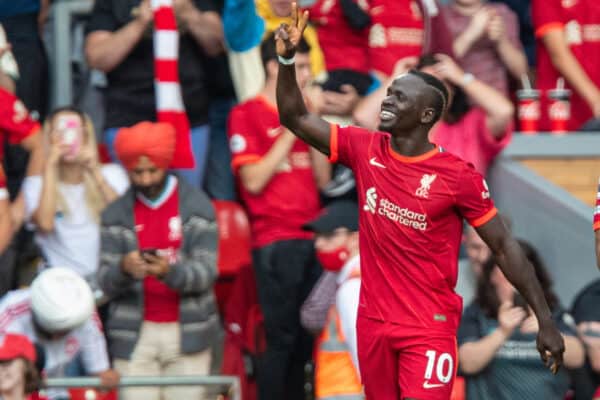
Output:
[55, 115, 83, 158]
[141, 248, 158, 257]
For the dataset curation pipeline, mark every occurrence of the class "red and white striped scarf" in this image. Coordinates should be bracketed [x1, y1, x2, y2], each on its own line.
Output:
[151, 0, 195, 168]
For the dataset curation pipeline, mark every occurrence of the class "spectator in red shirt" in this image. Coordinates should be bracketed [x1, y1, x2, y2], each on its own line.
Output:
[0, 334, 41, 400]
[306, 0, 372, 96]
[532, 0, 600, 131]
[354, 54, 514, 175]
[99, 121, 219, 400]
[367, 0, 455, 78]
[441, 0, 527, 97]
[226, 33, 323, 400]
[0, 86, 43, 296]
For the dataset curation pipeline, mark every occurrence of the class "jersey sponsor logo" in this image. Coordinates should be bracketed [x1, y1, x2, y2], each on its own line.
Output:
[369, 157, 386, 168]
[562, 0, 577, 8]
[482, 179, 490, 200]
[415, 174, 437, 199]
[229, 134, 247, 154]
[363, 187, 428, 230]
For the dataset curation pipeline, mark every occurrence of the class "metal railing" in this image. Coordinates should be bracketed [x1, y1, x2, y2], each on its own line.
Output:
[45, 375, 241, 400]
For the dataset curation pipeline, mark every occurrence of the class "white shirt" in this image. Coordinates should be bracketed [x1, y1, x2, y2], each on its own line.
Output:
[0, 289, 110, 400]
[23, 164, 129, 280]
[335, 254, 361, 372]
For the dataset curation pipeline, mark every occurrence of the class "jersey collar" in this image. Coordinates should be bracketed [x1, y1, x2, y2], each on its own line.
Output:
[388, 143, 441, 163]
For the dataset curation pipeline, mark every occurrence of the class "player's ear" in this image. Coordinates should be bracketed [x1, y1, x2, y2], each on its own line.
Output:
[421, 108, 435, 124]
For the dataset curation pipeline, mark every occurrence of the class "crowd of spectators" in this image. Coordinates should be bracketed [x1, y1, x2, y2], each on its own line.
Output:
[0, 0, 600, 399]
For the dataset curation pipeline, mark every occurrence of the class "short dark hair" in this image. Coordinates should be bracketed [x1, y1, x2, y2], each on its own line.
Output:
[408, 70, 448, 124]
[260, 31, 311, 70]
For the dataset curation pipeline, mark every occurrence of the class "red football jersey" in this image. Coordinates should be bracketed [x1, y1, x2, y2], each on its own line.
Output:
[0, 87, 40, 160]
[227, 96, 320, 248]
[330, 124, 496, 333]
[307, 0, 370, 73]
[367, 0, 424, 76]
[533, 0, 600, 131]
[134, 176, 182, 322]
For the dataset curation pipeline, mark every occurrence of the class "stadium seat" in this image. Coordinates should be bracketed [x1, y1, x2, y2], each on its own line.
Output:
[212, 200, 253, 316]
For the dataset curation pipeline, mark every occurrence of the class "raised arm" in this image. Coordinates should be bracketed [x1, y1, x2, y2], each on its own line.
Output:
[432, 54, 513, 137]
[476, 215, 565, 373]
[85, 0, 152, 73]
[275, 3, 331, 155]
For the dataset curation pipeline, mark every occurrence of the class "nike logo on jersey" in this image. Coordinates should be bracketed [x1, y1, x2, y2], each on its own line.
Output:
[369, 157, 386, 168]
[423, 381, 444, 389]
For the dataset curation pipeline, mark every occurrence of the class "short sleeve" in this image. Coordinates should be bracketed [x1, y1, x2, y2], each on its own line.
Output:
[85, 0, 120, 34]
[457, 303, 483, 346]
[532, 0, 563, 38]
[227, 106, 264, 171]
[455, 164, 497, 227]
[22, 176, 43, 222]
[0, 88, 40, 145]
[101, 164, 130, 196]
[329, 124, 378, 169]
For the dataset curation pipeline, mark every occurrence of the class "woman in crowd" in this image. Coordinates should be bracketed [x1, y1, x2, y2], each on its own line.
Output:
[458, 240, 585, 399]
[0, 333, 41, 400]
[22, 106, 129, 292]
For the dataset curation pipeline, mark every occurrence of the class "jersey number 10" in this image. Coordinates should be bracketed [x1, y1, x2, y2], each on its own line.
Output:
[424, 350, 454, 383]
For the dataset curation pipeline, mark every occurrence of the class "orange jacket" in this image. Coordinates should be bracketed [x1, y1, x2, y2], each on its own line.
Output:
[315, 269, 363, 400]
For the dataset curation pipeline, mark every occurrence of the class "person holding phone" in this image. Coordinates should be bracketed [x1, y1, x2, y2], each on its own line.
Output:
[98, 121, 219, 400]
[22, 106, 129, 288]
[458, 240, 585, 400]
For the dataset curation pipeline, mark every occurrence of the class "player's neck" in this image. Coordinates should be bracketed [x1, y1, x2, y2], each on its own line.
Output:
[389, 133, 435, 158]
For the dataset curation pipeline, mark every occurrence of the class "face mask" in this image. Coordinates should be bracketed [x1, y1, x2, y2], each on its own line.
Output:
[316, 246, 350, 272]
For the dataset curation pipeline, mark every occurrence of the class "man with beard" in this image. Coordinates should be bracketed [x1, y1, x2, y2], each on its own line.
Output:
[275, 4, 565, 399]
[97, 121, 219, 400]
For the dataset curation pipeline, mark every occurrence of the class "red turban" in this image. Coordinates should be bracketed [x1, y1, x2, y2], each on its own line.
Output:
[114, 122, 176, 170]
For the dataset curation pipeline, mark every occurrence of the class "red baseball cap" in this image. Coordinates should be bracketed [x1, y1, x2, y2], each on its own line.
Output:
[0, 334, 36, 362]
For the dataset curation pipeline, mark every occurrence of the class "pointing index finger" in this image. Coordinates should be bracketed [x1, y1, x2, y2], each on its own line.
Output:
[291, 2, 298, 28]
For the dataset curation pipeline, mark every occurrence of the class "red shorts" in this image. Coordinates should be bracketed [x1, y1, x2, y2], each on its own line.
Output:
[357, 315, 458, 400]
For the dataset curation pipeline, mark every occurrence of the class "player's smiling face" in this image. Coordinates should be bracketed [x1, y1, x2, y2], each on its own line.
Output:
[379, 74, 426, 134]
